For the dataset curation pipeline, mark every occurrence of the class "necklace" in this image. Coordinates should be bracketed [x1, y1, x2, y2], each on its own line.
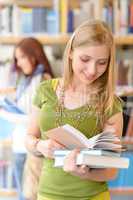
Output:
[55, 85, 100, 132]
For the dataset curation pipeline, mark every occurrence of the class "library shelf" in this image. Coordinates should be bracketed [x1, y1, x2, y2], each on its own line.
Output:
[0, 35, 133, 45]
[0, 0, 80, 9]
[0, 87, 16, 95]
[16, 0, 53, 9]
[109, 188, 133, 195]
[0, 0, 15, 6]
[115, 35, 133, 46]
[0, 33, 133, 46]
[0, 189, 17, 197]
[0, 138, 12, 148]
[0, 34, 71, 45]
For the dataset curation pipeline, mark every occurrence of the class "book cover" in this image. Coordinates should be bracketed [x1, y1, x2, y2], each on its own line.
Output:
[45, 124, 122, 151]
[54, 150, 129, 169]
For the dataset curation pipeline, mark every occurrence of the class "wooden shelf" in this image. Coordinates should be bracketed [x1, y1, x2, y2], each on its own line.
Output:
[0, 0, 80, 8]
[0, 0, 52, 8]
[16, 0, 52, 8]
[0, 34, 71, 45]
[0, 35, 133, 45]
[69, 0, 80, 9]
[110, 188, 133, 195]
[0, 87, 16, 95]
[115, 35, 133, 45]
[0, 0, 15, 6]
[0, 188, 17, 197]
[0, 138, 12, 146]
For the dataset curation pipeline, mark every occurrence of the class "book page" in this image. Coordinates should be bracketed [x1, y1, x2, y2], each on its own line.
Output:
[94, 142, 122, 152]
[88, 131, 122, 151]
[46, 125, 89, 149]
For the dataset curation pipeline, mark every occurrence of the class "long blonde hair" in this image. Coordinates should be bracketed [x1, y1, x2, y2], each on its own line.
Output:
[63, 20, 116, 126]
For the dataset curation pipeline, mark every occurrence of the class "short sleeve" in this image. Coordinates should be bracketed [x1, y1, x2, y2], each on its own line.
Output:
[33, 81, 48, 108]
[105, 96, 123, 119]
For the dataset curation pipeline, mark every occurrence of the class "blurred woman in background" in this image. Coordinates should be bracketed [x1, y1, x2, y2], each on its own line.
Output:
[8, 37, 53, 200]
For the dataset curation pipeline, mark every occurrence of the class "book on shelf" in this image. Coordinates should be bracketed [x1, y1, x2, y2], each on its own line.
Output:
[53, 149, 129, 169]
[45, 124, 122, 152]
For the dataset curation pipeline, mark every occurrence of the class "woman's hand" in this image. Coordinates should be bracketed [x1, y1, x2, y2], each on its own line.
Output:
[36, 139, 65, 159]
[63, 149, 90, 179]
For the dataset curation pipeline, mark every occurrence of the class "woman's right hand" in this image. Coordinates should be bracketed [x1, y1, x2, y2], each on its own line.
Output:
[36, 139, 65, 159]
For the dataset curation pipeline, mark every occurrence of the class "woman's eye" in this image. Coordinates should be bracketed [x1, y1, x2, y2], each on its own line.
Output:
[80, 57, 90, 62]
[99, 61, 107, 65]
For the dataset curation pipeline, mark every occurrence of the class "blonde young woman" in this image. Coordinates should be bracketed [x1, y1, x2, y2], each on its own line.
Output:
[25, 20, 123, 200]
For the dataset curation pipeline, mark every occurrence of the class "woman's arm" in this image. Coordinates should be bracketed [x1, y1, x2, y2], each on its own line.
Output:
[25, 105, 65, 158]
[63, 112, 123, 182]
[25, 105, 42, 155]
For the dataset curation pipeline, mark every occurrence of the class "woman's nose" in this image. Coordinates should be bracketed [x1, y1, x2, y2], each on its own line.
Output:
[86, 62, 96, 75]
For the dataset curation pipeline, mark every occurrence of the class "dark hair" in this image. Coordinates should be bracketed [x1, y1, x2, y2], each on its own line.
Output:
[12, 37, 53, 76]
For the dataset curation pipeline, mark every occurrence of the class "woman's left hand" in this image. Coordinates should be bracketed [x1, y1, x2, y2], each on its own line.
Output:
[63, 149, 89, 179]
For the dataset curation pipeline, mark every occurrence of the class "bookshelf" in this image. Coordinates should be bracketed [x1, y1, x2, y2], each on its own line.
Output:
[0, 0, 132, 45]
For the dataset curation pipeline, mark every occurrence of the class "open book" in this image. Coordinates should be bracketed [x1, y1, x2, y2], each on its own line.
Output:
[53, 149, 129, 169]
[45, 124, 122, 152]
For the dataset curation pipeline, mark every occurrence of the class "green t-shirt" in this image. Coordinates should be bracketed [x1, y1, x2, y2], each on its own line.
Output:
[33, 79, 122, 200]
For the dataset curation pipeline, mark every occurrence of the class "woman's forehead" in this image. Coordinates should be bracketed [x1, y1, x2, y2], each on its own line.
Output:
[74, 44, 110, 58]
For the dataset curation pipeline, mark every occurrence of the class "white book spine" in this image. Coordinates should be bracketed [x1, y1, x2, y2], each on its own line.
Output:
[120, 0, 129, 35]
[12, 5, 21, 35]
[76, 154, 129, 169]
[113, 0, 121, 35]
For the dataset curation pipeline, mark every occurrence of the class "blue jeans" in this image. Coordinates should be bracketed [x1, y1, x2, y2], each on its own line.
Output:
[13, 153, 26, 187]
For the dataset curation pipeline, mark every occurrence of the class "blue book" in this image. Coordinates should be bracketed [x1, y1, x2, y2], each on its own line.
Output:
[46, 9, 60, 34]
[20, 8, 33, 33]
[0, 98, 25, 114]
[67, 10, 74, 33]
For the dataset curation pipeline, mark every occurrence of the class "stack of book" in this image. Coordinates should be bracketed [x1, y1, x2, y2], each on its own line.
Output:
[45, 124, 129, 169]
[54, 149, 129, 169]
